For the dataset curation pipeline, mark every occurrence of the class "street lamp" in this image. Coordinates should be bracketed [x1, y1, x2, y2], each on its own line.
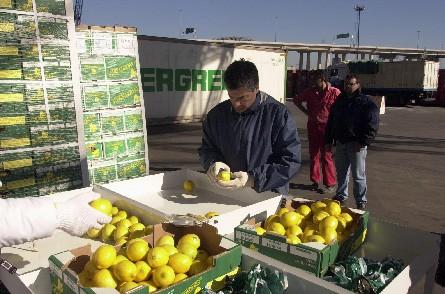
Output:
[417, 30, 421, 49]
[354, 4, 365, 58]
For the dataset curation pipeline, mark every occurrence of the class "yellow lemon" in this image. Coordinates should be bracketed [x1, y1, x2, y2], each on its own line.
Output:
[134, 260, 152, 282]
[156, 235, 175, 247]
[287, 235, 302, 245]
[168, 253, 193, 274]
[183, 180, 195, 192]
[204, 211, 219, 219]
[128, 216, 139, 225]
[92, 244, 116, 269]
[265, 214, 280, 227]
[126, 239, 149, 262]
[116, 210, 128, 219]
[286, 225, 303, 237]
[114, 225, 129, 241]
[280, 211, 303, 228]
[117, 219, 132, 228]
[277, 208, 289, 216]
[173, 273, 188, 283]
[302, 229, 316, 241]
[129, 223, 145, 233]
[336, 216, 348, 232]
[86, 228, 100, 238]
[100, 223, 116, 242]
[113, 260, 137, 282]
[325, 202, 342, 216]
[178, 234, 200, 249]
[267, 222, 286, 235]
[110, 215, 124, 225]
[313, 211, 330, 225]
[119, 281, 139, 292]
[91, 268, 116, 288]
[307, 235, 325, 244]
[177, 243, 198, 260]
[147, 247, 169, 268]
[310, 201, 327, 213]
[319, 216, 339, 232]
[217, 170, 231, 181]
[340, 212, 353, 223]
[111, 206, 119, 216]
[161, 244, 179, 256]
[113, 255, 128, 266]
[152, 265, 175, 288]
[255, 226, 266, 236]
[90, 198, 113, 216]
[321, 227, 338, 245]
[296, 204, 312, 217]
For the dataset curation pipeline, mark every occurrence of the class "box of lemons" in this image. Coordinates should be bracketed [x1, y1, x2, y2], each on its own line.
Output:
[234, 196, 369, 277]
[48, 222, 242, 294]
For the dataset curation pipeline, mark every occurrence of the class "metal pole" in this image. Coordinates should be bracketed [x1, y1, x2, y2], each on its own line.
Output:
[417, 30, 420, 49]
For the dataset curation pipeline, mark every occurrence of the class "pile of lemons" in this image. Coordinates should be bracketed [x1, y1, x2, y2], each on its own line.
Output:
[87, 198, 153, 246]
[255, 199, 355, 246]
[78, 233, 213, 293]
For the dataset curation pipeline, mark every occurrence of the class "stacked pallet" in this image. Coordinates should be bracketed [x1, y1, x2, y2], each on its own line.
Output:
[0, 0, 84, 197]
[76, 25, 148, 184]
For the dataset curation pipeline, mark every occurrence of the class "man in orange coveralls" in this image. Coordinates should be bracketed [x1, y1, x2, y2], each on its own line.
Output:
[293, 74, 341, 194]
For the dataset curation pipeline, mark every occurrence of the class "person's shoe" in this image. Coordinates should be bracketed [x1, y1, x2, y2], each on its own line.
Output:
[332, 195, 346, 205]
[310, 182, 319, 191]
[357, 203, 367, 210]
[320, 186, 336, 194]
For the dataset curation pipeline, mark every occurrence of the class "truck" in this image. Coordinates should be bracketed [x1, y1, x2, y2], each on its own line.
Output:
[327, 60, 440, 105]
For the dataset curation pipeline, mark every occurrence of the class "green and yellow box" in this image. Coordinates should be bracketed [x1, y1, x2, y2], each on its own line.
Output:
[48, 223, 242, 294]
[38, 17, 68, 40]
[117, 158, 146, 179]
[109, 82, 140, 107]
[105, 56, 137, 80]
[35, 0, 66, 15]
[234, 197, 369, 277]
[80, 57, 106, 81]
[82, 85, 109, 110]
[101, 112, 125, 134]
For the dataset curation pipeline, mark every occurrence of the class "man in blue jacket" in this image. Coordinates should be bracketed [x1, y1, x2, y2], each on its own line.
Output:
[198, 59, 301, 194]
[325, 74, 379, 209]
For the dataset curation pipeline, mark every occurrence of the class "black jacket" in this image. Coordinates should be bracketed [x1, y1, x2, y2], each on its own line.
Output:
[325, 90, 379, 146]
[198, 91, 301, 194]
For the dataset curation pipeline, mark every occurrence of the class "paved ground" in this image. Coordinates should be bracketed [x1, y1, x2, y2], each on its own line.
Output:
[147, 103, 445, 234]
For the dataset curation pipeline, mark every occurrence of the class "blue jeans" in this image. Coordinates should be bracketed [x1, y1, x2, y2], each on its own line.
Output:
[334, 141, 367, 205]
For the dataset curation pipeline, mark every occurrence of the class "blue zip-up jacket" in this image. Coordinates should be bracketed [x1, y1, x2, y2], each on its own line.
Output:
[325, 90, 379, 146]
[198, 91, 301, 195]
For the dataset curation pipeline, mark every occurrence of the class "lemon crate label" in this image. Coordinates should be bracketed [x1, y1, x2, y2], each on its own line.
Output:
[0, 45, 18, 55]
[80, 57, 106, 81]
[124, 109, 144, 131]
[105, 56, 137, 80]
[42, 44, 70, 60]
[16, 0, 33, 11]
[82, 85, 108, 110]
[289, 245, 319, 261]
[104, 139, 126, 159]
[0, 116, 26, 126]
[38, 17, 68, 40]
[116, 33, 136, 56]
[86, 142, 103, 160]
[83, 113, 101, 140]
[101, 111, 125, 134]
[0, 0, 12, 9]
[117, 159, 146, 179]
[35, 0, 66, 15]
[235, 231, 260, 244]
[0, 137, 31, 149]
[93, 164, 117, 183]
[0, 101, 27, 114]
[0, 93, 24, 103]
[262, 237, 288, 252]
[3, 158, 33, 170]
[126, 134, 145, 154]
[109, 82, 140, 106]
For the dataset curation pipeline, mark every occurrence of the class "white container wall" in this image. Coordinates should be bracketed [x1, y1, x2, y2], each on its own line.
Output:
[137, 36, 286, 124]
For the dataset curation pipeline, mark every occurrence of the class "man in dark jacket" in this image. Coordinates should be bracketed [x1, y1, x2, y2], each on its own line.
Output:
[325, 74, 379, 209]
[198, 59, 301, 194]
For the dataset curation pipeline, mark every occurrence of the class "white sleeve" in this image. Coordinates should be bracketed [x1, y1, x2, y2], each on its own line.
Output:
[0, 197, 58, 247]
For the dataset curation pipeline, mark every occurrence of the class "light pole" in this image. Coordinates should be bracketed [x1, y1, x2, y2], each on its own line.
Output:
[354, 4, 365, 58]
[417, 30, 421, 49]
[274, 16, 278, 42]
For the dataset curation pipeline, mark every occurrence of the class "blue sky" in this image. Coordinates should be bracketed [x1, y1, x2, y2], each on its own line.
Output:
[83, 0, 445, 65]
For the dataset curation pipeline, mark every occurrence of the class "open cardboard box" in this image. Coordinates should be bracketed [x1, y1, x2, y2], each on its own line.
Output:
[101, 169, 283, 235]
[0, 186, 167, 294]
[48, 222, 242, 294]
[234, 196, 369, 277]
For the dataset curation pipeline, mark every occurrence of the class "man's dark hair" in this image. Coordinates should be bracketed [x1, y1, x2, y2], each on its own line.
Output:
[224, 59, 259, 90]
[312, 73, 327, 84]
[345, 74, 360, 83]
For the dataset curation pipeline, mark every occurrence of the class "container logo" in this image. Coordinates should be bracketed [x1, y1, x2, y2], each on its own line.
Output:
[140, 68, 226, 92]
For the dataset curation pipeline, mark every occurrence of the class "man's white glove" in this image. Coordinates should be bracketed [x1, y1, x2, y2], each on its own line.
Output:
[206, 161, 230, 184]
[55, 191, 112, 236]
[216, 171, 252, 191]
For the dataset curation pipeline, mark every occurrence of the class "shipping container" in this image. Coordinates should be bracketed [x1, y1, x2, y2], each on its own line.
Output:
[137, 36, 287, 124]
